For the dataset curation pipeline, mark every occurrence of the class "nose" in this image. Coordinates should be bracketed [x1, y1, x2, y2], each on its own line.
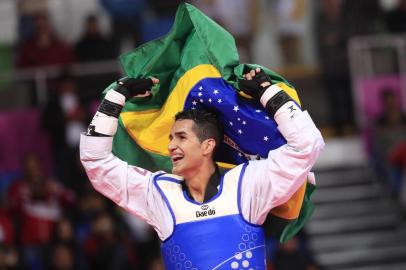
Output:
[168, 139, 177, 153]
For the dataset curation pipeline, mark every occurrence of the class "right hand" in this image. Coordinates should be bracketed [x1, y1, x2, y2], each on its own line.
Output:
[114, 77, 159, 100]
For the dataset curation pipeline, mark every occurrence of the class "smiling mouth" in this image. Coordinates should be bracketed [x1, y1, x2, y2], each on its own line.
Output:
[171, 156, 184, 163]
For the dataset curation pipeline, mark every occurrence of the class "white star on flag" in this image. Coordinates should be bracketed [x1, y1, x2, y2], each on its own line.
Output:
[198, 92, 203, 97]
[199, 86, 203, 90]
[238, 129, 242, 134]
[208, 98, 212, 103]
[265, 116, 270, 120]
[237, 118, 241, 121]
[199, 99, 204, 103]
[192, 100, 197, 105]
[229, 121, 233, 126]
[233, 106, 239, 112]
[264, 136, 269, 141]
[191, 107, 196, 110]
[242, 121, 246, 125]
[238, 152, 243, 157]
[217, 99, 222, 103]
[213, 89, 219, 95]
[255, 110, 261, 113]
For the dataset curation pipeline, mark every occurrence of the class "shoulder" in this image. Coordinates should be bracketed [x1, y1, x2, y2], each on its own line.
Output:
[223, 163, 246, 175]
[153, 173, 184, 190]
[152, 173, 185, 201]
[154, 172, 183, 182]
[222, 163, 249, 185]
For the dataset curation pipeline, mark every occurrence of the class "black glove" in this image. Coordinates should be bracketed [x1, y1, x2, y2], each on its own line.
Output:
[239, 69, 295, 118]
[114, 77, 154, 100]
[96, 77, 153, 120]
[238, 70, 272, 100]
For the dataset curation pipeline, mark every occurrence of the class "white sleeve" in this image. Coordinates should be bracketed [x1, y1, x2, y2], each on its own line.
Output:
[240, 100, 325, 225]
[79, 134, 173, 240]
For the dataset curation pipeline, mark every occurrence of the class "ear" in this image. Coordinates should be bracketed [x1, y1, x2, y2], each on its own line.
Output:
[202, 138, 216, 156]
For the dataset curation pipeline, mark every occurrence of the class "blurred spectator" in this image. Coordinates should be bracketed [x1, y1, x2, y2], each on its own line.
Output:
[122, 211, 161, 269]
[137, 0, 181, 44]
[73, 14, 119, 108]
[148, 256, 164, 270]
[372, 88, 406, 197]
[272, 236, 319, 270]
[315, 0, 354, 135]
[51, 218, 77, 248]
[390, 142, 406, 172]
[385, 0, 406, 33]
[0, 202, 21, 270]
[75, 15, 117, 63]
[342, 0, 385, 37]
[16, 0, 48, 42]
[6, 153, 75, 270]
[45, 218, 85, 270]
[84, 212, 138, 270]
[192, 0, 259, 62]
[41, 72, 87, 192]
[0, 208, 14, 248]
[272, 0, 307, 66]
[73, 185, 111, 245]
[48, 243, 75, 270]
[0, 244, 20, 270]
[149, 0, 182, 16]
[100, 0, 146, 52]
[389, 141, 406, 210]
[375, 89, 406, 127]
[16, 13, 75, 68]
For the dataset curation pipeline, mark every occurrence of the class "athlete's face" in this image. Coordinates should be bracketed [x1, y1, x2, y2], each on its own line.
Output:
[168, 120, 207, 176]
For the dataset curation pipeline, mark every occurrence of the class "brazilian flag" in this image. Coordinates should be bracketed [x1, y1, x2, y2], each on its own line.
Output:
[105, 3, 315, 243]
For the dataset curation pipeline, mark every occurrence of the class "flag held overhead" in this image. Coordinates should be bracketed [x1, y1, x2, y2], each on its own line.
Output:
[105, 3, 315, 243]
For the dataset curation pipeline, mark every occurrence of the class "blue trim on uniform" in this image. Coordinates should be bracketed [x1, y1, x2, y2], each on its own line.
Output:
[237, 163, 247, 217]
[182, 175, 225, 205]
[153, 172, 166, 181]
[237, 163, 262, 227]
[161, 227, 175, 244]
[153, 173, 177, 241]
[155, 176, 183, 184]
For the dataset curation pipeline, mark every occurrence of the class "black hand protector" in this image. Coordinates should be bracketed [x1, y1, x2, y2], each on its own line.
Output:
[114, 77, 154, 100]
[238, 71, 272, 100]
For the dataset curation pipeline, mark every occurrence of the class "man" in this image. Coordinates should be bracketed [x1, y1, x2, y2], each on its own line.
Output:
[80, 68, 324, 269]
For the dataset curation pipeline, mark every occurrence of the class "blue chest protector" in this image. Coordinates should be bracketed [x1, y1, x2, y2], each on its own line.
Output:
[154, 164, 266, 270]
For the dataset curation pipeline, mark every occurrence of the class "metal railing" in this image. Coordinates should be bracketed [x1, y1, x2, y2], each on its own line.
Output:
[0, 59, 122, 108]
[348, 34, 406, 126]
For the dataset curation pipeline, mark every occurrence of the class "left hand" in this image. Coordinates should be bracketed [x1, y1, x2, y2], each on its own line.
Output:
[238, 68, 272, 100]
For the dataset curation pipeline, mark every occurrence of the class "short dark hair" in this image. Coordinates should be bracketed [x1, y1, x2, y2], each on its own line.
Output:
[175, 109, 223, 154]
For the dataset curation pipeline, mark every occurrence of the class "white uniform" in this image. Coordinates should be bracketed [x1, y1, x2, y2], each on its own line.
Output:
[80, 86, 324, 241]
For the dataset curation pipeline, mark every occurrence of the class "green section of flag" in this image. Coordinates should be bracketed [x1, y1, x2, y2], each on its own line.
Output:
[113, 118, 173, 172]
[280, 183, 316, 242]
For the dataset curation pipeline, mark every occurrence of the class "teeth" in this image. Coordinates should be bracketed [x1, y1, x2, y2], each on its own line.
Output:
[172, 156, 183, 162]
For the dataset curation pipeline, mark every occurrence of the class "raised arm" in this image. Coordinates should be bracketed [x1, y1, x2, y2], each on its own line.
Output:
[79, 78, 173, 239]
[238, 68, 325, 225]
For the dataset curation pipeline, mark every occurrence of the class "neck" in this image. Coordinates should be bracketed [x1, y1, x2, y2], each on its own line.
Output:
[184, 161, 216, 203]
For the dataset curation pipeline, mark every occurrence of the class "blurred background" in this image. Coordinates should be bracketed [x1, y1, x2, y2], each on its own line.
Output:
[0, 0, 405, 269]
